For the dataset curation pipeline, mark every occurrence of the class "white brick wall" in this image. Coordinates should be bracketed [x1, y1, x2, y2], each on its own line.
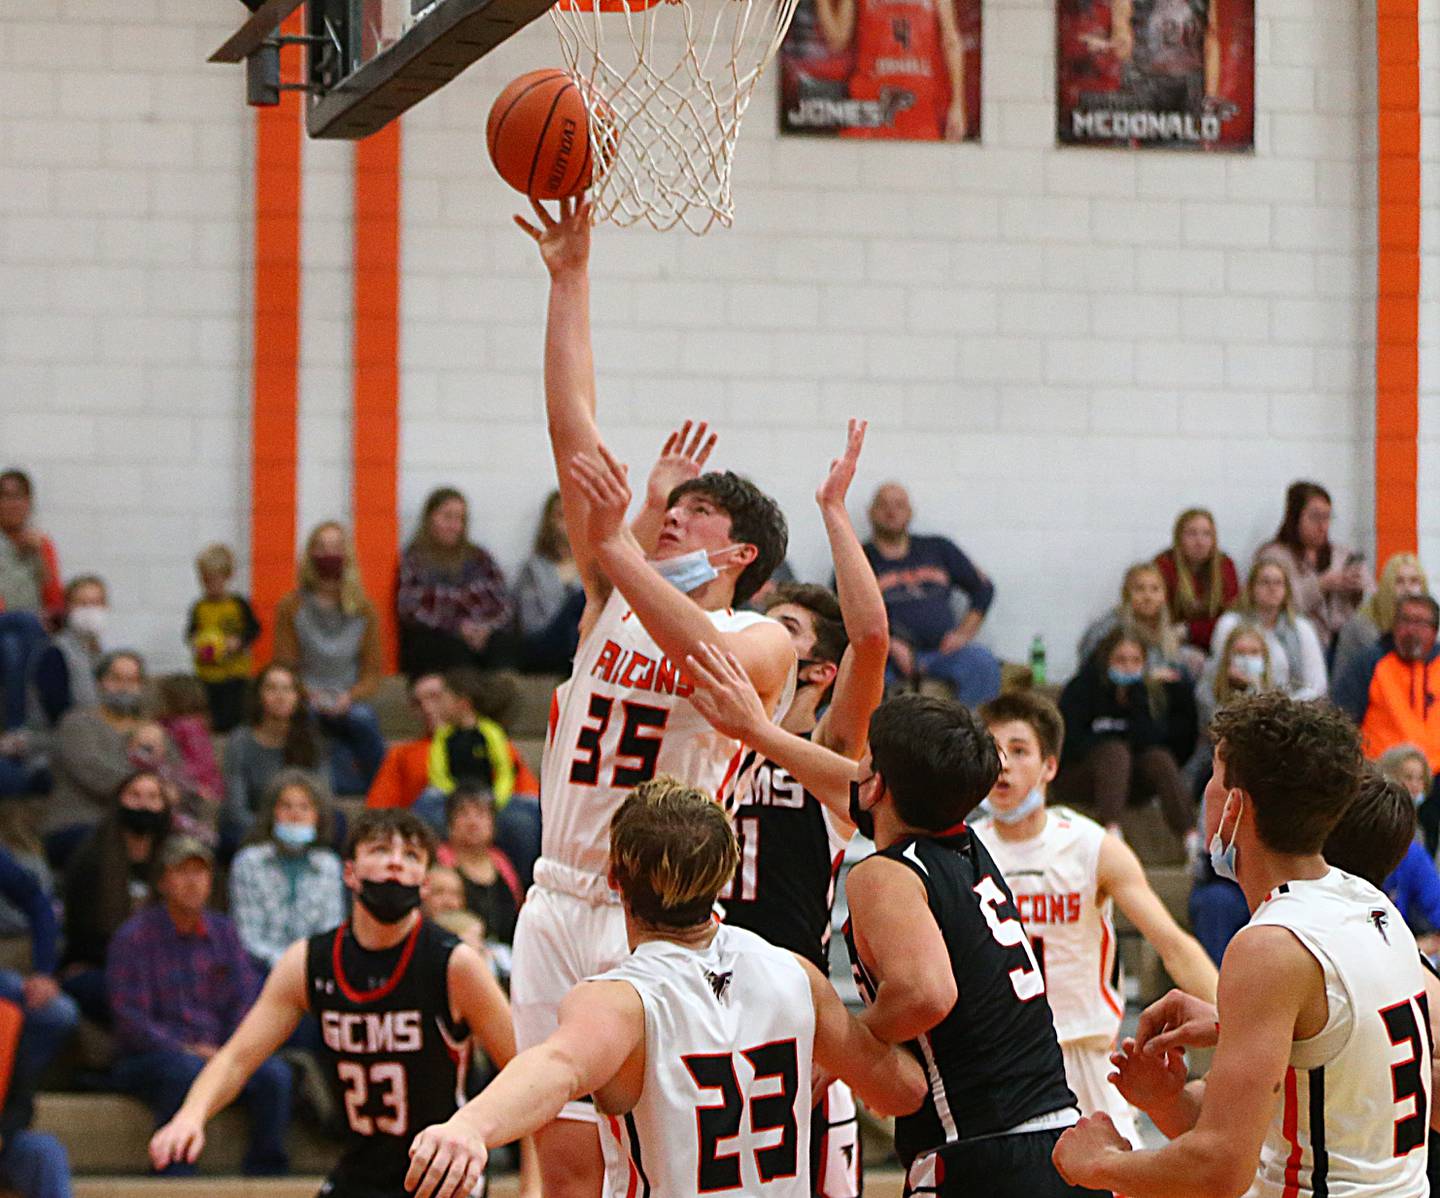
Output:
[0, 0, 1387, 679]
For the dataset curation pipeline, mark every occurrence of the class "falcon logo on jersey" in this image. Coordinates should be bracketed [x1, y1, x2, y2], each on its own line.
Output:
[590, 640, 695, 698]
[705, 970, 733, 1003]
[1370, 908, 1391, 944]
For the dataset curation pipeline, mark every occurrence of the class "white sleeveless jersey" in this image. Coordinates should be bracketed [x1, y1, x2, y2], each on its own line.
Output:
[540, 590, 795, 884]
[971, 807, 1122, 1044]
[1243, 869, 1430, 1198]
[596, 925, 815, 1198]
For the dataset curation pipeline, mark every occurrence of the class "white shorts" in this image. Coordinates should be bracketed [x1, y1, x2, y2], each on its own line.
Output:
[510, 866, 630, 1123]
[813, 1079, 861, 1198]
[1061, 1036, 1140, 1147]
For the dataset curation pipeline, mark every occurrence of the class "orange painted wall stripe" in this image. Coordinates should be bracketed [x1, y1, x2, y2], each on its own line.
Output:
[249, 13, 305, 665]
[1373, 0, 1420, 563]
[352, 121, 403, 670]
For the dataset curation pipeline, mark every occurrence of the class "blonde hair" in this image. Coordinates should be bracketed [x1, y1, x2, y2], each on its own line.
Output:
[609, 776, 738, 928]
[1359, 553, 1429, 635]
[434, 908, 486, 943]
[1212, 622, 1272, 707]
[299, 521, 368, 616]
[1168, 509, 1226, 620]
[427, 864, 463, 890]
[195, 543, 235, 580]
[1119, 562, 1183, 663]
[1377, 744, 1432, 796]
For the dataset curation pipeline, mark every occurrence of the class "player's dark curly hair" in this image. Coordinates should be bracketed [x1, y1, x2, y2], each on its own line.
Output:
[668, 472, 788, 607]
[764, 583, 847, 664]
[1322, 766, 1416, 887]
[344, 808, 439, 867]
[868, 693, 1001, 831]
[1209, 691, 1364, 856]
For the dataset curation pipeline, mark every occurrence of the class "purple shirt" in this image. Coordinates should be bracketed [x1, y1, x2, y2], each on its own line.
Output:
[106, 904, 261, 1056]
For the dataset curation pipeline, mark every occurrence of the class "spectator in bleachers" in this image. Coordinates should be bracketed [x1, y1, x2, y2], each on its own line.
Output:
[186, 543, 260, 735]
[1378, 743, 1440, 861]
[221, 664, 326, 851]
[435, 787, 522, 946]
[1210, 558, 1328, 700]
[515, 490, 585, 675]
[228, 770, 345, 971]
[61, 769, 173, 1024]
[272, 522, 386, 796]
[1330, 552, 1429, 693]
[27, 575, 107, 729]
[423, 864, 466, 918]
[1053, 625, 1198, 839]
[155, 674, 222, 833]
[0, 711, 46, 802]
[1255, 479, 1371, 649]
[1195, 623, 1274, 728]
[397, 488, 515, 678]
[47, 650, 179, 852]
[1076, 562, 1187, 680]
[366, 672, 448, 811]
[0, 471, 63, 624]
[108, 836, 292, 1178]
[417, 668, 540, 886]
[862, 481, 1001, 705]
[1153, 508, 1239, 656]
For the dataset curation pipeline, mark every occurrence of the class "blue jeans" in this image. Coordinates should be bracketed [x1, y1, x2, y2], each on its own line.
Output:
[0, 1130, 71, 1198]
[114, 1049, 292, 1176]
[322, 703, 387, 797]
[889, 642, 1003, 708]
[0, 971, 79, 1086]
[0, 612, 47, 731]
[1188, 877, 1250, 967]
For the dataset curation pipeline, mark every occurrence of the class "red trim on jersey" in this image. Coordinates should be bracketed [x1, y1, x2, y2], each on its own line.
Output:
[936, 819, 969, 837]
[715, 748, 744, 808]
[1097, 918, 1124, 1020]
[547, 690, 560, 743]
[1281, 1066, 1302, 1198]
[607, 1115, 639, 1198]
[331, 918, 422, 1004]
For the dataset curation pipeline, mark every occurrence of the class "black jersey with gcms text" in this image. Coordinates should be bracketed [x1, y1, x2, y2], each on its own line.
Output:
[720, 739, 848, 971]
[844, 827, 1075, 1166]
[306, 918, 471, 1197]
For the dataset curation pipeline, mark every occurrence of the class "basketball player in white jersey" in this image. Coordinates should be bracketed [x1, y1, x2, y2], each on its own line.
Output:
[1053, 691, 1432, 1196]
[970, 691, 1217, 1145]
[405, 778, 926, 1198]
[513, 196, 797, 1198]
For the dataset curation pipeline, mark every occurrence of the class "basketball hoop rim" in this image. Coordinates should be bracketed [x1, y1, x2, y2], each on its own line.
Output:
[556, 0, 673, 11]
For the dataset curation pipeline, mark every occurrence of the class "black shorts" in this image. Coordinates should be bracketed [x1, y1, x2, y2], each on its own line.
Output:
[903, 1129, 1109, 1198]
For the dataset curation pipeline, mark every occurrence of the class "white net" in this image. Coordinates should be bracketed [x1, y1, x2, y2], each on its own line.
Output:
[550, 0, 799, 234]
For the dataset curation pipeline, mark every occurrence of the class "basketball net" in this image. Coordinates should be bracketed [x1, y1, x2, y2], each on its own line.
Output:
[551, 0, 799, 234]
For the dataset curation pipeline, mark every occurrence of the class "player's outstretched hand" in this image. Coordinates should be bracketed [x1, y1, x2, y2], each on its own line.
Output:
[407, 1119, 488, 1198]
[816, 418, 866, 511]
[149, 1114, 205, 1172]
[513, 195, 593, 278]
[570, 443, 633, 547]
[646, 421, 716, 512]
[1051, 1112, 1131, 1188]
[1109, 1035, 1187, 1115]
[686, 643, 768, 742]
[1133, 987, 1219, 1056]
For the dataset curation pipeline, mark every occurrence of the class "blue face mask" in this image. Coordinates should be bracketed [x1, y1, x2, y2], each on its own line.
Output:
[652, 548, 721, 595]
[1108, 667, 1144, 687]
[1208, 793, 1241, 883]
[274, 822, 317, 850]
[992, 786, 1046, 826]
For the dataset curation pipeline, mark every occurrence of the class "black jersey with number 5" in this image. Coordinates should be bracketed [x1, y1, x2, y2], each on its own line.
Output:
[720, 743, 848, 971]
[306, 919, 471, 1197]
[844, 828, 1074, 1165]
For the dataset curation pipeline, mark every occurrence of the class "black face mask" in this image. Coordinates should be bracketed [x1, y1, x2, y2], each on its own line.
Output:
[357, 878, 423, 925]
[848, 778, 876, 842]
[118, 805, 169, 838]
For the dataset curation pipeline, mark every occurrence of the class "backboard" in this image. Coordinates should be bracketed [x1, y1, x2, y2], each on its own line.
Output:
[210, 0, 557, 139]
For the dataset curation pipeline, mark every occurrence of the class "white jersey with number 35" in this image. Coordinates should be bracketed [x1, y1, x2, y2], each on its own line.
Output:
[1244, 869, 1430, 1198]
[541, 589, 794, 882]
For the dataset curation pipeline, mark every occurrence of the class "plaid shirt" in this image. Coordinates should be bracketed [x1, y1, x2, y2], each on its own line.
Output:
[396, 546, 513, 637]
[106, 905, 261, 1056]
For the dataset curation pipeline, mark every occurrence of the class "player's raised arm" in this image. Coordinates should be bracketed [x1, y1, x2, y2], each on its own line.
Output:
[631, 421, 717, 555]
[407, 980, 643, 1198]
[148, 940, 308, 1172]
[813, 419, 887, 762]
[1098, 836, 1218, 1005]
[514, 197, 607, 606]
[569, 444, 794, 709]
[448, 943, 518, 1067]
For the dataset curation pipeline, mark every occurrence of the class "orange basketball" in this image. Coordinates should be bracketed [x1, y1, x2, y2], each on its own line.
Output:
[487, 69, 598, 201]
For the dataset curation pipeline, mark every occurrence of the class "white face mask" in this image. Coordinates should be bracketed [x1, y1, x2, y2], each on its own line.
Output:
[991, 786, 1046, 826]
[68, 606, 108, 641]
[651, 546, 741, 595]
[1232, 653, 1265, 683]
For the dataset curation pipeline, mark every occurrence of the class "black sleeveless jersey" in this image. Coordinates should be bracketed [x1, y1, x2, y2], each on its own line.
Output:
[306, 919, 471, 1196]
[720, 741, 846, 971]
[844, 828, 1075, 1165]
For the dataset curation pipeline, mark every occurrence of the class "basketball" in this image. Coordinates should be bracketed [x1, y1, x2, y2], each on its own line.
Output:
[487, 69, 597, 200]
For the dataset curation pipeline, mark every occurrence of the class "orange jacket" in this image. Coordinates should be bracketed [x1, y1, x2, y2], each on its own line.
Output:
[1360, 650, 1440, 770]
[366, 738, 539, 810]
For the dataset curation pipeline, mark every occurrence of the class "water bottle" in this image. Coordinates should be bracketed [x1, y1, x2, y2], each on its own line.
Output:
[1029, 634, 1047, 687]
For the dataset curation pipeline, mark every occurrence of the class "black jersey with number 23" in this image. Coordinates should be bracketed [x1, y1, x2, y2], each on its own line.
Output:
[845, 828, 1075, 1166]
[306, 918, 471, 1198]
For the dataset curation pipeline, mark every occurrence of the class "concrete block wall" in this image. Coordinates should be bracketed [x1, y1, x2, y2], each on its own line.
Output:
[0, 0, 1389, 676]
